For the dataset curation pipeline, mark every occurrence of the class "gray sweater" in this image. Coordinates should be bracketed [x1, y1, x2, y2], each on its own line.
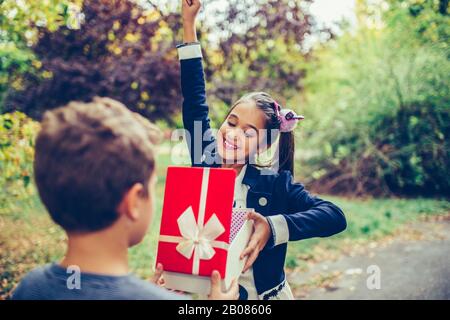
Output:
[12, 263, 187, 300]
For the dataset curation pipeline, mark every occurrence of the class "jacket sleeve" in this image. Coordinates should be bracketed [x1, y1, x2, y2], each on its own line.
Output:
[178, 43, 216, 166]
[266, 171, 347, 248]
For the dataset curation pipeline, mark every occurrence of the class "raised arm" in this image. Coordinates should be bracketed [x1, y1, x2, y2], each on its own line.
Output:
[179, 0, 215, 166]
[182, 0, 199, 43]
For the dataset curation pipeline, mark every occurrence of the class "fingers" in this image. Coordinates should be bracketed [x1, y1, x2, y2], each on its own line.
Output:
[208, 270, 221, 298]
[240, 235, 261, 273]
[246, 210, 263, 222]
[208, 272, 239, 300]
[225, 278, 239, 300]
[242, 248, 259, 273]
[185, 0, 201, 8]
[212, 270, 221, 283]
[151, 263, 164, 284]
[245, 210, 255, 220]
[240, 237, 257, 259]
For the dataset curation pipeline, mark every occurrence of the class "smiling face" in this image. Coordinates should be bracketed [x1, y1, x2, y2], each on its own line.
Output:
[217, 101, 267, 164]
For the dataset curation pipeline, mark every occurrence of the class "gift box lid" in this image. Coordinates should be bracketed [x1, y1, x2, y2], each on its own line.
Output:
[156, 166, 237, 278]
[230, 208, 253, 242]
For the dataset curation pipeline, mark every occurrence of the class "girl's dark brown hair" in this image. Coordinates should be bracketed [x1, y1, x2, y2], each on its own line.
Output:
[229, 92, 296, 175]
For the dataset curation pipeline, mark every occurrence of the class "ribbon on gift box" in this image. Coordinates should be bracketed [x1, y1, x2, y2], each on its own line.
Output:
[158, 168, 229, 275]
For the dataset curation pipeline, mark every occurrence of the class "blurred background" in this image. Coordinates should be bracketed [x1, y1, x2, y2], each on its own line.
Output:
[0, 0, 449, 299]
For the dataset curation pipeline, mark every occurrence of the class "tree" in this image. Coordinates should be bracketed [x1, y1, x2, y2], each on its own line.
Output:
[4, 0, 320, 125]
[300, 0, 450, 196]
[0, 0, 81, 109]
[201, 0, 321, 117]
[4, 0, 183, 123]
[384, 0, 449, 50]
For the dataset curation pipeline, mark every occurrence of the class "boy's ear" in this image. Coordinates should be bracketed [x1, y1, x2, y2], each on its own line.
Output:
[119, 183, 145, 221]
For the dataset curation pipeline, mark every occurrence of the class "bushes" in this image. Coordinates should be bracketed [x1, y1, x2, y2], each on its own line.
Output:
[4, 0, 183, 122]
[299, 3, 450, 196]
[0, 0, 82, 110]
[0, 112, 39, 214]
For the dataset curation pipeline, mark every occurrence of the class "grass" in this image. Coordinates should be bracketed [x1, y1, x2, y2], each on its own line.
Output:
[1, 151, 449, 299]
[285, 196, 450, 269]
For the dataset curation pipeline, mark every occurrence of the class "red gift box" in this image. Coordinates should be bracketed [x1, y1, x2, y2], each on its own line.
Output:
[155, 166, 253, 295]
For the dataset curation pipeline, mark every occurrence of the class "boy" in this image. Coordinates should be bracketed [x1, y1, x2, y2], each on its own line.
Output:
[12, 97, 238, 300]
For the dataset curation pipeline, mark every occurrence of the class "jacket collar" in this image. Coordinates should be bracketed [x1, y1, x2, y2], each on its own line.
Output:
[242, 164, 261, 189]
[208, 156, 266, 190]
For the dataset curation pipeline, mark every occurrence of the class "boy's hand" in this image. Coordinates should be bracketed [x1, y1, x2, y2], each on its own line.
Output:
[208, 270, 239, 300]
[240, 211, 272, 273]
[150, 263, 165, 286]
[182, 0, 202, 25]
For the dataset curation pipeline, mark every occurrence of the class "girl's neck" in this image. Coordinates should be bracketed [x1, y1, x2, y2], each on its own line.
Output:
[221, 163, 246, 176]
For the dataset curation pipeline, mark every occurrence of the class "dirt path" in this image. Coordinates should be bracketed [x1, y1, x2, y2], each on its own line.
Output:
[288, 218, 450, 300]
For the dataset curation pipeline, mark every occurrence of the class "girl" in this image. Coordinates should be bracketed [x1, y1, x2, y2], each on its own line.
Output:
[178, 0, 346, 300]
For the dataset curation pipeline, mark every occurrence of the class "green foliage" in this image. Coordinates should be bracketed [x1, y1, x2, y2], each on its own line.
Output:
[287, 196, 450, 263]
[0, 112, 40, 214]
[4, 0, 186, 122]
[203, 0, 315, 119]
[2, 0, 317, 124]
[0, 0, 82, 110]
[300, 1, 450, 196]
[0, 0, 82, 40]
[0, 43, 34, 110]
[384, 0, 449, 50]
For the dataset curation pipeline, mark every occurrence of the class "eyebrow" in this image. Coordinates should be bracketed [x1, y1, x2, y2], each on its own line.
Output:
[228, 113, 259, 133]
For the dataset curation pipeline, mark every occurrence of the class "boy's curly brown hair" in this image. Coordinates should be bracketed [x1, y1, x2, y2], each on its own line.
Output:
[34, 97, 162, 232]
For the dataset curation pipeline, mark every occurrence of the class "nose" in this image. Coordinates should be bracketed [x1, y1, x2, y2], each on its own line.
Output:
[225, 128, 240, 142]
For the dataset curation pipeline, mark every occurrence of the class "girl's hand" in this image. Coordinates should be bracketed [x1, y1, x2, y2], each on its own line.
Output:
[182, 0, 201, 42]
[150, 263, 165, 286]
[182, 0, 202, 25]
[240, 211, 272, 273]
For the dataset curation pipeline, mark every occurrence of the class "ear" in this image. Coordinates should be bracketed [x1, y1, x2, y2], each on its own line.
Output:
[120, 183, 145, 221]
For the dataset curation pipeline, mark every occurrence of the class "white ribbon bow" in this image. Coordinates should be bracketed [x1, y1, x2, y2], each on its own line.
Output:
[158, 168, 229, 275]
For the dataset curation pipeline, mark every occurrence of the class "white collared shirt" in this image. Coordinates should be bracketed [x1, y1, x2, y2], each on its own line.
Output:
[233, 165, 259, 299]
[234, 165, 294, 300]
